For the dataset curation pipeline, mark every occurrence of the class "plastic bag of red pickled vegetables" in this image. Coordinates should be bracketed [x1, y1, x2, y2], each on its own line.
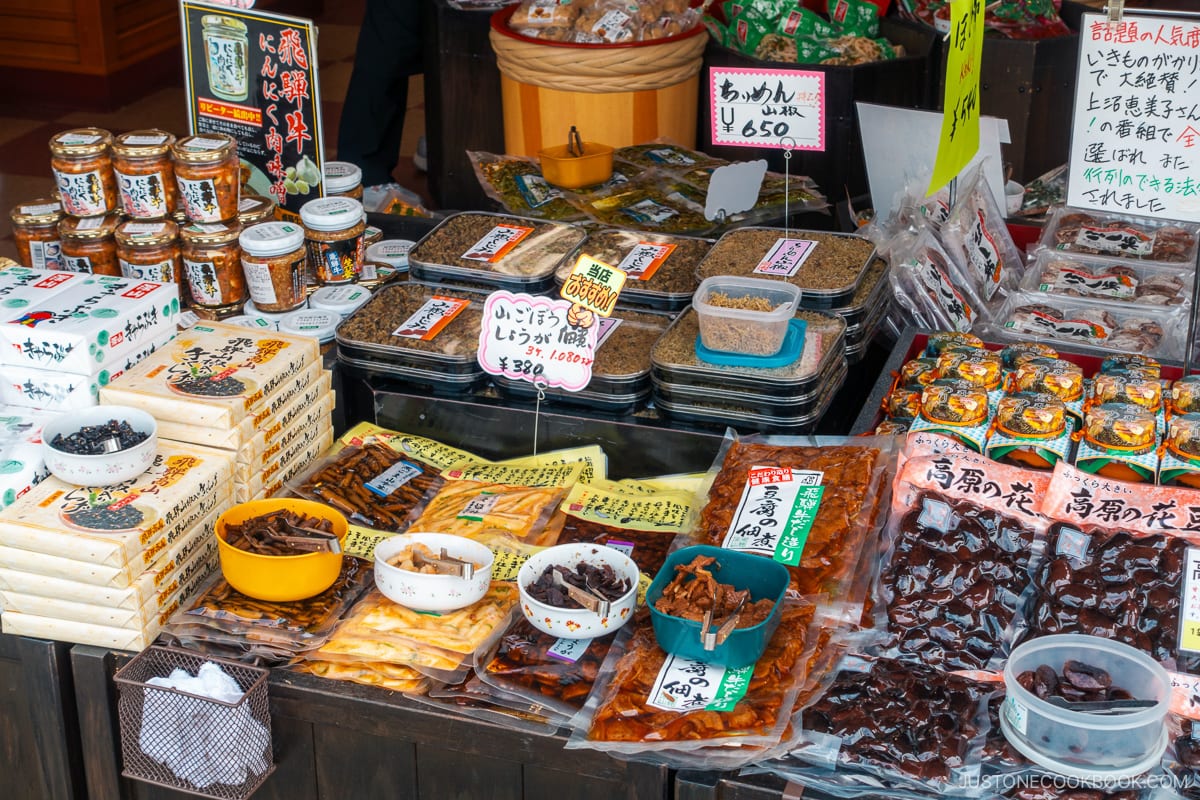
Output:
[1009, 460, 1200, 677]
[754, 653, 997, 796]
[864, 448, 1050, 673]
[692, 431, 901, 611]
[563, 601, 822, 768]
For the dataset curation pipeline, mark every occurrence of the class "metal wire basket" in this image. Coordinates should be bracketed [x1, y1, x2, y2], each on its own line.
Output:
[114, 645, 275, 799]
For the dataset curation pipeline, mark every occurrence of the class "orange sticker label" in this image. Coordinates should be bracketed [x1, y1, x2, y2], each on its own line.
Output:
[391, 296, 471, 341]
[461, 224, 534, 263]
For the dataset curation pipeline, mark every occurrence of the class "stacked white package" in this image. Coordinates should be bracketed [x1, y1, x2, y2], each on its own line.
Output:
[0, 440, 233, 649]
[100, 321, 331, 500]
[0, 406, 60, 509]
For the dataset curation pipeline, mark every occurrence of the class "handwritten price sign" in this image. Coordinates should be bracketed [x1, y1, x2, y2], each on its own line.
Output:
[477, 292, 598, 392]
[710, 67, 824, 150]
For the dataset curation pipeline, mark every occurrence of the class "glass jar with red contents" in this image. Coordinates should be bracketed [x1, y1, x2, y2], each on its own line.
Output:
[9, 199, 64, 270]
[172, 134, 240, 223]
[59, 214, 122, 275]
[113, 130, 178, 220]
[49, 128, 117, 218]
[181, 220, 246, 310]
[115, 219, 182, 285]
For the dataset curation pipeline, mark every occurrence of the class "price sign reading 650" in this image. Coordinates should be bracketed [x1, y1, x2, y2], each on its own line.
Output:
[477, 291, 598, 392]
[710, 66, 825, 151]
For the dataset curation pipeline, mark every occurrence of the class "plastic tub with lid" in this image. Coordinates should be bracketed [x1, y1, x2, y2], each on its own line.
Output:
[280, 309, 341, 343]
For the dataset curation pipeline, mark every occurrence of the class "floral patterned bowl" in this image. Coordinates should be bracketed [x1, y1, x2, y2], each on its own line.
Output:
[374, 532, 494, 613]
[42, 405, 157, 487]
[518, 542, 640, 640]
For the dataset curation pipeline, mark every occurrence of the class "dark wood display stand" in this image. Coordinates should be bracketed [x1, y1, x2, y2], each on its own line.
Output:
[0, 633, 86, 800]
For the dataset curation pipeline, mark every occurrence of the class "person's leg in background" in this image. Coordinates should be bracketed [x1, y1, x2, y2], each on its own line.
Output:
[338, 0, 425, 186]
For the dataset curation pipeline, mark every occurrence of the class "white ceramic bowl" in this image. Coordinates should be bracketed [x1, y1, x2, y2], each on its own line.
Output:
[518, 542, 639, 640]
[374, 532, 494, 613]
[41, 405, 158, 487]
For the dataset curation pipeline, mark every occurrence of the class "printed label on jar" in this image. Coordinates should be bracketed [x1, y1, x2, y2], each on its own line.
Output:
[120, 259, 175, 283]
[116, 171, 170, 219]
[183, 137, 228, 152]
[53, 169, 108, 217]
[57, 133, 102, 146]
[457, 493, 500, 521]
[75, 216, 105, 231]
[122, 222, 167, 236]
[461, 224, 535, 263]
[239, 197, 263, 213]
[392, 296, 471, 340]
[617, 242, 676, 281]
[184, 260, 227, 305]
[177, 176, 222, 222]
[722, 466, 825, 566]
[646, 654, 753, 712]
[365, 460, 423, 497]
[123, 134, 169, 146]
[546, 637, 594, 664]
[308, 236, 363, 283]
[1076, 224, 1155, 257]
[28, 240, 62, 271]
[621, 199, 678, 226]
[1179, 547, 1200, 655]
[19, 203, 59, 216]
[61, 255, 93, 273]
[754, 238, 818, 278]
[243, 260, 279, 305]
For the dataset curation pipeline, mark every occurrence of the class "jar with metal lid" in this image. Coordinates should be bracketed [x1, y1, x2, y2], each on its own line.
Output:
[323, 161, 363, 199]
[49, 128, 117, 217]
[172, 134, 240, 223]
[239, 222, 308, 312]
[58, 214, 121, 275]
[115, 219, 182, 284]
[363, 223, 383, 247]
[366, 239, 413, 273]
[10, 199, 64, 270]
[181, 221, 246, 309]
[201, 15, 249, 102]
[237, 193, 275, 226]
[113, 129, 177, 220]
[299, 197, 365, 284]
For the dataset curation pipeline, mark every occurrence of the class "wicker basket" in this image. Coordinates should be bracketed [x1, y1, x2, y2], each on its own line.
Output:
[115, 646, 275, 800]
[489, 6, 707, 155]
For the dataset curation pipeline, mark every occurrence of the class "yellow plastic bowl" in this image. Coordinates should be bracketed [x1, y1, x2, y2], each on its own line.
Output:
[539, 142, 614, 189]
[215, 498, 348, 602]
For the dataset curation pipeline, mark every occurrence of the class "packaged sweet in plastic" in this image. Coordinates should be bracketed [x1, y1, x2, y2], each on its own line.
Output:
[936, 348, 1003, 391]
[999, 341, 1057, 370]
[989, 392, 1072, 470]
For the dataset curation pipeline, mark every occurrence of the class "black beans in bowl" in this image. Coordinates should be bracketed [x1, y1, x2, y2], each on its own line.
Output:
[50, 419, 150, 455]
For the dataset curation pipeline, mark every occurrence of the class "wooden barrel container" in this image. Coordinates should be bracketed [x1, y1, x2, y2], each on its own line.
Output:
[489, 7, 707, 156]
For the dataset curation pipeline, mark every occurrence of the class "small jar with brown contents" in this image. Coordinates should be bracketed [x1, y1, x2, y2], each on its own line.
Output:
[49, 128, 117, 217]
[300, 197, 365, 284]
[58, 214, 121, 275]
[172, 134, 240, 223]
[112, 129, 177, 219]
[237, 193, 276, 227]
[239, 221, 308, 312]
[10, 199, 64, 270]
[181, 221, 247, 310]
[323, 161, 363, 200]
[115, 219, 182, 285]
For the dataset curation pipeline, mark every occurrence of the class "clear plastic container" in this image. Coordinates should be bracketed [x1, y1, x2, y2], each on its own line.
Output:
[654, 357, 847, 420]
[334, 283, 486, 375]
[696, 226, 876, 308]
[650, 307, 847, 398]
[693, 276, 801, 356]
[1001, 633, 1170, 780]
[990, 291, 1187, 360]
[1021, 250, 1193, 308]
[1035, 206, 1199, 265]
[407, 211, 585, 293]
[552, 227, 709, 311]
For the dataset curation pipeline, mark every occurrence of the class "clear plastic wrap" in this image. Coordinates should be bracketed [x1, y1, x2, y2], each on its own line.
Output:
[407, 211, 585, 284]
[406, 480, 569, 548]
[466, 151, 587, 220]
[1034, 206, 1199, 265]
[941, 163, 1025, 302]
[891, 224, 990, 333]
[406, 677, 562, 736]
[552, 227, 709, 301]
[693, 433, 899, 604]
[1019, 250, 1193, 308]
[288, 658, 431, 694]
[566, 602, 818, 760]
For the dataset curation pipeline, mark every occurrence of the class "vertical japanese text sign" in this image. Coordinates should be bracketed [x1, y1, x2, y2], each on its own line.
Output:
[180, 1, 326, 219]
[929, 0, 985, 195]
[1067, 13, 1200, 223]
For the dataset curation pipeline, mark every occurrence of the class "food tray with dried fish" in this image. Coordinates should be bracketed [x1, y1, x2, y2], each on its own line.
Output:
[696, 227, 876, 308]
[1035, 206, 1200, 265]
[987, 291, 1188, 360]
[336, 283, 487, 374]
[1019, 250, 1193, 308]
[650, 308, 846, 398]
[407, 211, 585, 292]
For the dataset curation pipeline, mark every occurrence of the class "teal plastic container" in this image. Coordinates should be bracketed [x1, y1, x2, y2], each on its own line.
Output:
[646, 545, 789, 668]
